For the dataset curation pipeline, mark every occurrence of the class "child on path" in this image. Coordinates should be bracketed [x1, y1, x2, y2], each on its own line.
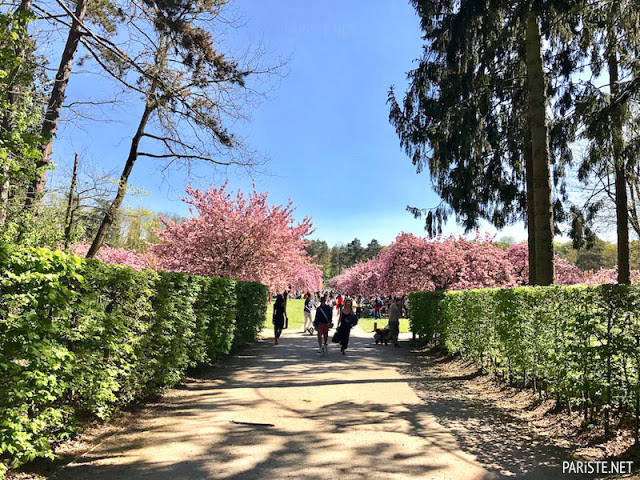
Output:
[314, 294, 333, 353]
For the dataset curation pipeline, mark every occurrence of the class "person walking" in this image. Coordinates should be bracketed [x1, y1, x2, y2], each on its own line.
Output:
[355, 296, 363, 319]
[388, 297, 402, 347]
[314, 294, 333, 354]
[336, 298, 358, 355]
[302, 292, 315, 334]
[283, 287, 291, 329]
[335, 294, 343, 316]
[273, 294, 287, 344]
[374, 295, 383, 322]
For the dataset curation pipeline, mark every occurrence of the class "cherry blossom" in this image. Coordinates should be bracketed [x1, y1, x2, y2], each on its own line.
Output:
[332, 233, 516, 296]
[506, 243, 585, 285]
[70, 242, 152, 270]
[151, 183, 319, 291]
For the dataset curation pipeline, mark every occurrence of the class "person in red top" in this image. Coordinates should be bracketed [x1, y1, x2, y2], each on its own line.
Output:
[336, 294, 343, 315]
[374, 295, 383, 320]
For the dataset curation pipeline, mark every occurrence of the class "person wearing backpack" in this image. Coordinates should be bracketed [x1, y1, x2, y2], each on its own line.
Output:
[336, 298, 358, 355]
[314, 294, 333, 354]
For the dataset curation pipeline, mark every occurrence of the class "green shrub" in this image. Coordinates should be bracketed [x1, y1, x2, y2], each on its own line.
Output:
[193, 276, 237, 362]
[0, 245, 265, 473]
[234, 281, 267, 348]
[408, 290, 446, 341]
[410, 285, 640, 432]
[0, 246, 90, 466]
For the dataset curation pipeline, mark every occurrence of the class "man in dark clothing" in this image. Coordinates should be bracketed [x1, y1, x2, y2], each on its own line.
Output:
[314, 294, 333, 353]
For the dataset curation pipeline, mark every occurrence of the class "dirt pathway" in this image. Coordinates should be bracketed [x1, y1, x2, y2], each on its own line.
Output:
[52, 328, 589, 480]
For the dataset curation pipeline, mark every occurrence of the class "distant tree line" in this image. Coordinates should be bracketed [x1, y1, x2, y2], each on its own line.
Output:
[305, 238, 384, 280]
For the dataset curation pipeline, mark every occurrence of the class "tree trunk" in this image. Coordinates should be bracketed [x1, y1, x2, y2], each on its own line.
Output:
[87, 102, 154, 258]
[63, 153, 79, 250]
[0, 0, 33, 228]
[525, 118, 537, 285]
[607, 46, 630, 284]
[24, 0, 89, 212]
[525, 10, 554, 286]
[0, 172, 7, 228]
[629, 173, 640, 238]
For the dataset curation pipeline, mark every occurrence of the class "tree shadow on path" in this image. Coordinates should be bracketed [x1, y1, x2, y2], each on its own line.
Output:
[44, 329, 595, 480]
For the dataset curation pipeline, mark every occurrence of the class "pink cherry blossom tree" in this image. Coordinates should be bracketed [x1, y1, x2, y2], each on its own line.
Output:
[506, 243, 585, 285]
[331, 257, 383, 297]
[331, 233, 516, 296]
[377, 233, 517, 295]
[289, 262, 324, 293]
[70, 242, 152, 270]
[582, 266, 640, 285]
[151, 183, 319, 291]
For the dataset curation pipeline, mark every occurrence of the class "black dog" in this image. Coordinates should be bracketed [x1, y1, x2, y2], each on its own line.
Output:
[374, 327, 391, 345]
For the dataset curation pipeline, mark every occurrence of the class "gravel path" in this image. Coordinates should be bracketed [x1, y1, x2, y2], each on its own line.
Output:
[52, 327, 590, 480]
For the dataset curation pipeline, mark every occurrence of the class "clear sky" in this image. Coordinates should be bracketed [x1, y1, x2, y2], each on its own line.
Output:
[49, 0, 529, 246]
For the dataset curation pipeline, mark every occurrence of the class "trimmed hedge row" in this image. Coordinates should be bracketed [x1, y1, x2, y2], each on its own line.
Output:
[409, 285, 640, 437]
[0, 245, 267, 473]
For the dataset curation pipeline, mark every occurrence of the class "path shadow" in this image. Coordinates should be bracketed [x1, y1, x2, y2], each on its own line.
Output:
[36, 330, 596, 480]
[400, 347, 598, 480]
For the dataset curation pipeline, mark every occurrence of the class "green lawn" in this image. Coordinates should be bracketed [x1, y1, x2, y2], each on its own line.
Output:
[357, 317, 411, 334]
[264, 298, 306, 331]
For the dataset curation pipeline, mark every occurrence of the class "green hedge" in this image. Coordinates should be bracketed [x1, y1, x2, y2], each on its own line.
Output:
[234, 281, 268, 348]
[409, 285, 640, 435]
[0, 245, 266, 472]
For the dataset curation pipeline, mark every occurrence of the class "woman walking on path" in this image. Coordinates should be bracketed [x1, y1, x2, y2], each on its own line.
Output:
[314, 294, 332, 353]
[302, 292, 315, 334]
[336, 298, 358, 355]
[273, 294, 287, 344]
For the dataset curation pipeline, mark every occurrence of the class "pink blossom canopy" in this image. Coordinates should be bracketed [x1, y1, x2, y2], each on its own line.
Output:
[151, 183, 322, 291]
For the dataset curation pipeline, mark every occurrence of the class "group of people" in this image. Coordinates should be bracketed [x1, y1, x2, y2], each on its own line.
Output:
[270, 290, 406, 354]
[303, 292, 359, 355]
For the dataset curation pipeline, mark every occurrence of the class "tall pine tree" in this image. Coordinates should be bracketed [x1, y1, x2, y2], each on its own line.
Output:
[389, 0, 580, 285]
[573, 0, 640, 284]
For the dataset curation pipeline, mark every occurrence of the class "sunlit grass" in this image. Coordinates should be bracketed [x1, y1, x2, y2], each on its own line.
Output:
[264, 298, 306, 331]
[357, 317, 411, 333]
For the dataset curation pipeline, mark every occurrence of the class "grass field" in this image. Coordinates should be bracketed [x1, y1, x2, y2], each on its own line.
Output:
[264, 299, 411, 334]
[357, 317, 411, 333]
[264, 298, 306, 331]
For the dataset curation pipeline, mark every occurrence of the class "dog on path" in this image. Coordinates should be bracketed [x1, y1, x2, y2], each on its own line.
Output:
[374, 327, 391, 345]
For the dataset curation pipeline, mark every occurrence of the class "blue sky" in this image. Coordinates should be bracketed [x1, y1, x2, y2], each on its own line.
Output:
[49, 0, 528, 246]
